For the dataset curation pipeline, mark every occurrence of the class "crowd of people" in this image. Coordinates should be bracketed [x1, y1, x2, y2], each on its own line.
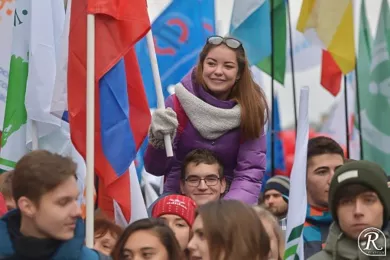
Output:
[0, 35, 389, 259]
[0, 136, 388, 259]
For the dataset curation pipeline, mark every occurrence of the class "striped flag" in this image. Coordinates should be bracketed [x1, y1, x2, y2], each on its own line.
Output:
[297, 0, 355, 74]
[68, 0, 151, 221]
[284, 88, 310, 260]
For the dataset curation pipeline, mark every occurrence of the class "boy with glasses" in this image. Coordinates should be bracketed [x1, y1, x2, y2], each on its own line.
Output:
[180, 149, 227, 206]
[148, 148, 226, 216]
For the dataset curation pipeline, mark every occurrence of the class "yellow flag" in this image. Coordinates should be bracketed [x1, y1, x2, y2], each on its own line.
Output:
[297, 0, 355, 74]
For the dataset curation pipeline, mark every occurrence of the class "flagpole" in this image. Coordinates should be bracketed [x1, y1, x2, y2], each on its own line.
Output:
[85, 13, 95, 248]
[270, 0, 275, 175]
[145, 31, 173, 157]
[354, 62, 364, 159]
[286, 0, 298, 133]
[31, 120, 39, 150]
[343, 75, 350, 158]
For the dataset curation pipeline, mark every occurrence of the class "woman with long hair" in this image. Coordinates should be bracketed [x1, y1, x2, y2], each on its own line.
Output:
[144, 36, 268, 204]
[253, 206, 286, 260]
[111, 218, 183, 260]
[187, 200, 270, 260]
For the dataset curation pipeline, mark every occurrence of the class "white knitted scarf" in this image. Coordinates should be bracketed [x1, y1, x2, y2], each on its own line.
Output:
[174, 83, 241, 140]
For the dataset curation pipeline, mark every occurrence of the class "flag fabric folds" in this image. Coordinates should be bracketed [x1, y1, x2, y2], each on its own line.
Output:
[136, 0, 215, 108]
[0, 0, 31, 171]
[297, 0, 355, 74]
[50, 0, 72, 121]
[320, 50, 342, 96]
[266, 95, 286, 174]
[68, 0, 151, 221]
[262, 94, 286, 191]
[354, 0, 371, 157]
[0, 0, 68, 170]
[358, 0, 390, 174]
[114, 162, 148, 227]
[257, 0, 287, 84]
[230, 0, 272, 66]
[284, 88, 310, 260]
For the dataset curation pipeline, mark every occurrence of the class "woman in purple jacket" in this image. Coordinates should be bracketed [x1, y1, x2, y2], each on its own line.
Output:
[144, 36, 268, 205]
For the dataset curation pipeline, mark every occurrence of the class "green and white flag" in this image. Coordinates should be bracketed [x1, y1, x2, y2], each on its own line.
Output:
[358, 0, 390, 174]
[0, 0, 86, 203]
[0, 0, 31, 170]
[284, 87, 309, 260]
[0, 0, 15, 130]
[0, 0, 65, 170]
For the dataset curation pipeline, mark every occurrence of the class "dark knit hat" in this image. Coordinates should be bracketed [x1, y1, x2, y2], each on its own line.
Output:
[264, 176, 290, 201]
[152, 194, 197, 227]
[329, 160, 390, 228]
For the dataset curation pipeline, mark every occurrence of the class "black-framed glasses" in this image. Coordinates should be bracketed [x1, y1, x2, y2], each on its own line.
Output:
[207, 36, 242, 49]
[185, 175, 221, 187]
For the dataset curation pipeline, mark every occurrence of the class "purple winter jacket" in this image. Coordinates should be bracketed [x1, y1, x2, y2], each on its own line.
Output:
[144, 70, 267, 205]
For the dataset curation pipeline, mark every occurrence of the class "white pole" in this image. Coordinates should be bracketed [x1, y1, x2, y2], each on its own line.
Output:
[85, 13, 95, 248]
[216, 19, 224, 36]
[31, 120, 39, 150]
[145, 31, 173, 157]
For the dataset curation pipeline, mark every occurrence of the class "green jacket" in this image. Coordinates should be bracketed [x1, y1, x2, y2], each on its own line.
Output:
[308, 222, 390, 260]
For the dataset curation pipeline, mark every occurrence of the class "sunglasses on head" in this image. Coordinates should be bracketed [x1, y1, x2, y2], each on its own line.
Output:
[207, 36, 242, 49]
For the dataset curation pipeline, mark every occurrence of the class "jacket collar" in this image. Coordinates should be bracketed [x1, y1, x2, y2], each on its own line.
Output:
[0, 209, 85, 259]
[323, 222, 390, 260]
[306, 205, 333, 225]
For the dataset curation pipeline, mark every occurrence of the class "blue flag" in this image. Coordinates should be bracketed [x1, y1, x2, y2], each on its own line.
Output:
[229, 0, 271, 65]
[136, 0, 215, 108]
[262, 94, 286, 191]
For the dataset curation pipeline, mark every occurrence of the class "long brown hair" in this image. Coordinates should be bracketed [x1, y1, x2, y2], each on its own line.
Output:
[111, 218, 183, 260]
[195, 40, 269, 140]
[196, 200, 270, 260]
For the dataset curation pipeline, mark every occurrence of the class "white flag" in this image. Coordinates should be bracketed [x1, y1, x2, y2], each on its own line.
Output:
[114, 162, 148, 227]
[284, 87, 310, 260]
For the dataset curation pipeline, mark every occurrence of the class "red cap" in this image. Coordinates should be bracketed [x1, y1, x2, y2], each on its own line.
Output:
[152, 195, 196, 227]
[0, 193, 7, 217]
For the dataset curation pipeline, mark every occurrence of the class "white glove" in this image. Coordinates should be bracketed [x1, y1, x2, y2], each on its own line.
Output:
[149, 108, 178, 148]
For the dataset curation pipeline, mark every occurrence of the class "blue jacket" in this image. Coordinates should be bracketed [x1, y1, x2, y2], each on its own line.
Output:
[0, 210, 110, 259]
